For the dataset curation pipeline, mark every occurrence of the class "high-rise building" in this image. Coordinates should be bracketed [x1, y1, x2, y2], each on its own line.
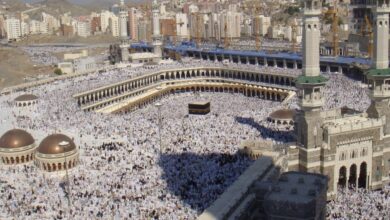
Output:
[101, 10, 114, 33]
[91, 17, 101, 34]
[6, 17, 21, 40]
[220, 10, 242, 40]
[128, 8, 138, 41]
[160, 18, 176, 40]
[109, 16, 120, 37]
[76, 20, 91, 38]
[0, 14, 6, 38]
[176, 13, 189, 40]
[137, 18, 152, 42]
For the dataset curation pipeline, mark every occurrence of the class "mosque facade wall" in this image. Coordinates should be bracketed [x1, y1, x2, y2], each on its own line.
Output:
[0, 144, 36, 165]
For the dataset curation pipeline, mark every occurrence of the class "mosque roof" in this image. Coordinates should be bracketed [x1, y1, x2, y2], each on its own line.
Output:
[295, 75, 328, 84]
[366, 68, 390, 77]
[38, 134, 76, 155]
[0, 129, 35, 149]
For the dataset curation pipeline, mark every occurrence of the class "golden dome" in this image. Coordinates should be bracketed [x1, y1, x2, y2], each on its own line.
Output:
[14, 94, 38, 102]
[38, 134, 76, 155]
[0, 129, 35, 149]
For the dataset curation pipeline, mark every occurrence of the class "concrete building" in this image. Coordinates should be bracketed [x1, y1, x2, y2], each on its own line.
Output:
[160, 18, 176, 40]
[73, 57, 97, 74]
[76, 20, 91, 38]
[0, 14, 5, 38]
[128, 8, 138, 41]
[91, 16, 101, 34]
[60, 24, 74, 37]
[137, 18, 152, 42]
[291, 0, 390, 197]
[176, 13, 189, 40]
[5, 17, 21, 41]
[245, 172, 327, 220]
[220, 10, 242, 40]
[252, 15, 271, 39]
[109, 15, 120, 37]
[101, 10, 114, 33]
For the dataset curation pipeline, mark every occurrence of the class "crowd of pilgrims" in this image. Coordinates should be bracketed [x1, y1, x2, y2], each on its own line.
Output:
[20, 45, 107, 66]
[0, 58, 386, 219]
[327, 186, 390, 220]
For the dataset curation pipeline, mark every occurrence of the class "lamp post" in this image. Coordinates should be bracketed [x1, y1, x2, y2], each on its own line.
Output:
[59, 141, 72, 212]
[155, 102, 163, 153]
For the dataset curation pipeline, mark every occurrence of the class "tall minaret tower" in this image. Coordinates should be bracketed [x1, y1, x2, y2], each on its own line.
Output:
[152, 0, 163, 60]
[119, 0, 129, 62]
[119, 0, 128, 39]
[366, 0, 390, 134]
[295, 0, 327, 173]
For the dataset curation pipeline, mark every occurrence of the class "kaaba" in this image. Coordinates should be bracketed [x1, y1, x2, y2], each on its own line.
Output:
[188, 102, 210, 115]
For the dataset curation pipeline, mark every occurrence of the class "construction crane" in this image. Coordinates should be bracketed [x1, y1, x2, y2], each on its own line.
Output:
[324, 0, 339, 57]
[253, 0, 262, 51]
[291, 21, 298, 53]
[196, 13, 202, 47]
[191, 12, 202, 48]
[363, 15, 373, 58]
[224, 19, 229, 49]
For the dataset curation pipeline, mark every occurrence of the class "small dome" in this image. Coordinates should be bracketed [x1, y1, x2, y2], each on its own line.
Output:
[14, 94, 38, 102]
[269, 109, 296, 120]
[0, 129, 35, 149]
[38, 134, 76, 155]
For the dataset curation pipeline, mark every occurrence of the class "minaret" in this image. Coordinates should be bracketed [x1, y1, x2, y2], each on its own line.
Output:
[366, 0, 390, 134]
[295, 0, 327, 173]
[152, 0, 163, 60]
[119, 0, 129, 62]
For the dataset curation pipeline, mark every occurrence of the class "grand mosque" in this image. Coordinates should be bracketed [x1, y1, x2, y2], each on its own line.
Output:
[0, 0, 389, 219]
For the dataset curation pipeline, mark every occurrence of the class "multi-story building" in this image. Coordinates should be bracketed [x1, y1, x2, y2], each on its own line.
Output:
[101, 10, 115, 33]
[349, 0, 375, 33]
[220, 10, 242, 40]
[128, 8, 138, 41]
[60, 24, 74, 37]
[160, 18, 176, 40]
[176, 13, 189, 40]
[109, 15, 120, 37]
[76, 20, 91, 38]
[20, 21, 29, 37]
[137, 18, 152, 42]
[41, 12, 60, 34]
[29, 20, 41, 35]
[6, 17, 21, 41]
[0, 14, 6, 38]
[91, 17, 101, 34]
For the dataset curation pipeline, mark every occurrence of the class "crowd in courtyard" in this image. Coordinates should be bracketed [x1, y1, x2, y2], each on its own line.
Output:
[0, 58, 387, 219]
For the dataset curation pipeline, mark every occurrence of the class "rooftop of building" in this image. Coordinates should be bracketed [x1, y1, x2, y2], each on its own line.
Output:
[131, 42, 372, 66]
[266, 171, 327, 204]
[366, 68, 390, 77]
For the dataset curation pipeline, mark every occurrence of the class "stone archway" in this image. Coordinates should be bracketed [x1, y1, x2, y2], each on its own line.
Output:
[349, 164, 357, 188]
[338, 166, 347, 188]
[358, 162, 367, 189]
